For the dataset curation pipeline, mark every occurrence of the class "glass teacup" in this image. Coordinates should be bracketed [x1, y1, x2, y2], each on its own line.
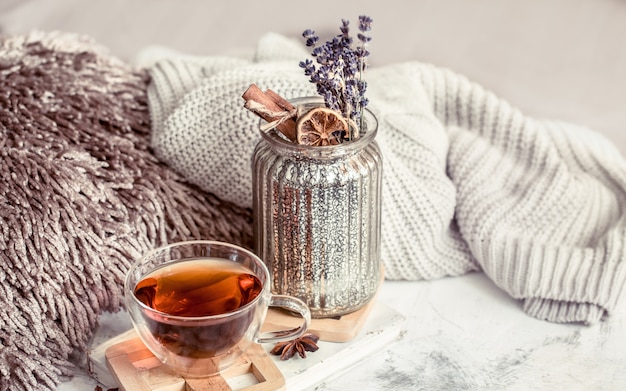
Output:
[124, 240, 311, 378]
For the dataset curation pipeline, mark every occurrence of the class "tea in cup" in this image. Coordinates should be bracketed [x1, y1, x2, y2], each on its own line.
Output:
[124, 240, 311, 377]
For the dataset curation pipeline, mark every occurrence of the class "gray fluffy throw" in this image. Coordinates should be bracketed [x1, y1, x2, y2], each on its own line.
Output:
[0, 31, 252, 390]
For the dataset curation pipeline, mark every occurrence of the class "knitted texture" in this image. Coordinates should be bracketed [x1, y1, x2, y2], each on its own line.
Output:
[0, 32, 252, 391]
[147, 33, 626, 324]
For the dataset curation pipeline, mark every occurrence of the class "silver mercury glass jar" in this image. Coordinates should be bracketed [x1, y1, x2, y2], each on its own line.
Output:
[252, 97, 383, 318]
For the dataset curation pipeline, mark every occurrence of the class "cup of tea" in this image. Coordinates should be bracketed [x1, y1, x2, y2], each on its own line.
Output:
[124, 240, 311, 378]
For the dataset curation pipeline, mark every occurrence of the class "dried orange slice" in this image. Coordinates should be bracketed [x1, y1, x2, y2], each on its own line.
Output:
[296, 107, 349, 146]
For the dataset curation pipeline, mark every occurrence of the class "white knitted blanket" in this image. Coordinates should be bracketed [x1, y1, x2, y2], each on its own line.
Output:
[145, 33, 626, 324]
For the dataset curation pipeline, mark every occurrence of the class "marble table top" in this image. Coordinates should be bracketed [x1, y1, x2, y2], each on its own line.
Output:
[59, 271, 626, 391]
[320, 273, 626, 391]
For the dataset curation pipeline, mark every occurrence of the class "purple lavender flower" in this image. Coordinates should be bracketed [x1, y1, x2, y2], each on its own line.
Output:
[299, 15, 373, 137]
[358, 15, 373, 33]
[302, 29, 319, 47]
[340, 19, 350, 36]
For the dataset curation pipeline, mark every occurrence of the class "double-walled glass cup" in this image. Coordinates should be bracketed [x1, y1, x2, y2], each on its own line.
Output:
[124, 240, 311, 378]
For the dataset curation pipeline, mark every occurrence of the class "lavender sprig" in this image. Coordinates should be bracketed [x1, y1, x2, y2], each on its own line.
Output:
[299, 15, 373, 137]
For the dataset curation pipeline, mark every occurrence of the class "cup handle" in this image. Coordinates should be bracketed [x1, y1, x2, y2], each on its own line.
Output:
[256, 294, 311, 344]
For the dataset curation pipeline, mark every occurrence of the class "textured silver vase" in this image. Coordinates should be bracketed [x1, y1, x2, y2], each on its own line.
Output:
[252, 97, 383, 318]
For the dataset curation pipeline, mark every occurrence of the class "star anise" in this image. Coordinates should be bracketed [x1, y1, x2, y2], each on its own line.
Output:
[270, 332, 320, 360]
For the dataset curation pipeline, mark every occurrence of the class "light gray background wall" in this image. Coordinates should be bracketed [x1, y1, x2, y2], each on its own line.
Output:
[1, 0, 624, 154]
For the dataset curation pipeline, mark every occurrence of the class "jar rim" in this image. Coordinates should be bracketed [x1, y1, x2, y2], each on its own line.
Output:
[258, 96, 378, 155]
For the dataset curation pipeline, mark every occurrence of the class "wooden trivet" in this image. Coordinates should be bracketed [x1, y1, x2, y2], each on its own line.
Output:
[105, 336, 285, 391]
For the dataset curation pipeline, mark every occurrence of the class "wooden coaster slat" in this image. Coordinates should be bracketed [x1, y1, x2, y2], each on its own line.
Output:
[186, 376, 230, 391]
[107, 353, 154, 391]
[244, 345, 282, 388]
[220, 358, 252, 378]
[145, 366, 186, 391]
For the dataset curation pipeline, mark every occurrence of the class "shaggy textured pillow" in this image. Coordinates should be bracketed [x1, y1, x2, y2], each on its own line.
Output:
[0, 31, 252, 391]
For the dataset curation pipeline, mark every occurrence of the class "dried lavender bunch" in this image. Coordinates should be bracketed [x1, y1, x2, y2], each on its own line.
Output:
[299, 15, 373, 132]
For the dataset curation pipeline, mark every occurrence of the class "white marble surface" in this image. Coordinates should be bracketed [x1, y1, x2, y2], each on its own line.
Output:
[319, 274, 626, 391]
[60, 272, 626, 390]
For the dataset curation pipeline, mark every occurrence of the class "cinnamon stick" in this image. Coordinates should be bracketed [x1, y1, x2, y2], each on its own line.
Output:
[242, 84, 297, 141]
[265, 89, 294, 112]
